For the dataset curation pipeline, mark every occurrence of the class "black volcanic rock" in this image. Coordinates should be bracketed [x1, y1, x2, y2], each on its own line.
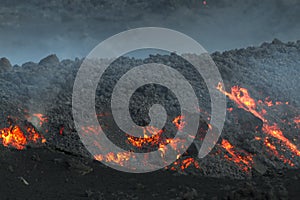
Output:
[38, 54, 60, 67]
[0, 40, 299, 179]
[0, 57, 12, 73]
[272, 38, 284, 45]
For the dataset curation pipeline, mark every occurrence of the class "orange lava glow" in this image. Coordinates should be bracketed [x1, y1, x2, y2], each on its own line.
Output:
[27, 126, 46, 144]
[127, 126, 164, 148]
[93, 115, 195, 169]
[217, 82, 300, 167]
[81, 126, 101, 135]
[254, 136, 262, 141]
[94, 152, 133, 166]
[31, 113, 48, 126]
[169, 157, 200, 171]
[262, 124, 300, 156]
[172, 115, 186, 131]
[127, 115, 187, 149]
[264, 138, 294, 166]
[59, 126, 64, 135]
[0, 125, 27, 150]
[217, 83, 266, 122]
[227, 107, 234, 112]
[221, 139, 253, 171]
[264, 97, 273, 107]
[294, 117, 300, 124]
[0, 124, 46, 150]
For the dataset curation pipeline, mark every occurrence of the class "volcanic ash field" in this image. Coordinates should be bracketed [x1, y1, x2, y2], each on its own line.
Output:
[0, 39, 300, 199]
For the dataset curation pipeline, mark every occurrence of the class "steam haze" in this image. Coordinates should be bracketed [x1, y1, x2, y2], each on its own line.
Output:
[0, 0, 300, 64]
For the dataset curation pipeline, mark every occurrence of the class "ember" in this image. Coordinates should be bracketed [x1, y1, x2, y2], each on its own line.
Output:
[59, 126, 64, 135]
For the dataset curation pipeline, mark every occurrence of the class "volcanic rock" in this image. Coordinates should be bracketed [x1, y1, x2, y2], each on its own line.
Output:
[252, 158, 267, 175]
[0, 40, 300, 179]
[38, 54, 60, 67]
[0, 57, 12, 73]
[181, 188, 198, 200]
[272, 38, 284, 45]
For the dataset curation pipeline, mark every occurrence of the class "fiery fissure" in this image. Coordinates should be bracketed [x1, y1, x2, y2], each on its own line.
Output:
[0, 123, 45, 150]
[217, 83, 299, 167]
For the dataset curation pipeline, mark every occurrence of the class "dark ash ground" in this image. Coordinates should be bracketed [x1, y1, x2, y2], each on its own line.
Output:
[1, 146, 300, 200]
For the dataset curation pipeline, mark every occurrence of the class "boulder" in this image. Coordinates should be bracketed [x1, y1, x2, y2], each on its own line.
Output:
[0, 57, 12, 73]
[38, 54, 60, 67]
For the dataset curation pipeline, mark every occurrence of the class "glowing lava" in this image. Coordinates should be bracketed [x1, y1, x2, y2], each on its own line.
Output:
[94, 152, 133, 167]
[263, 138, 294, 166]
[93, 115, 200, 170]
[217, 83, 265, 122]
[0, 123, 45, 150]
[168, 157, 200, 171]
[0, 125, 27, 150]
[294, 116, 300, 124]
[127, 115, 186, 149]
[127, 126, 164, 148]
[221, 139, 253, 171]
[172, 115, 186, 131]
[217, 82, 300, 167]
[59, 126, 64, 135]
[28, 113, 48, 127]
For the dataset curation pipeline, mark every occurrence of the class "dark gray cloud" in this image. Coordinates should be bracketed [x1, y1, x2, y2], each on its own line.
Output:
[0, 0, 299, 64]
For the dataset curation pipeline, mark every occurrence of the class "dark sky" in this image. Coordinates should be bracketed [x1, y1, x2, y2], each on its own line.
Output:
[0, 0, 300, 64]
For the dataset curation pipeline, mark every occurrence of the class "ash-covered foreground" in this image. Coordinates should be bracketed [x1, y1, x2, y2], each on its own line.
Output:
[1, 146, 299, 200]
[0, 39, 300, 182]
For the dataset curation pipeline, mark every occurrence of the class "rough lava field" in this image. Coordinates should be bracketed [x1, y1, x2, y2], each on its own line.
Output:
[0, 39, 300, 199]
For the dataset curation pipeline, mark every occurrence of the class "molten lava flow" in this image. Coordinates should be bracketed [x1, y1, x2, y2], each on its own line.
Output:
[262, 124, 300, 156]
[127, 115, 186, 149]
[172, 115, 186, 131]
[126, 124, 186, 160]
[221, 139, 253, 171]
[217, 82, 300, 167]
[127, 126, 164, 148]
[217, 83, 265, 122]
[27, 126, 46, 144]
[264, 138, 294, 166]
[168, 157, 200, 171]
[93, 115, 200, 170]
[94, 152, 133, 167]
[0, 125, 27, 150]
[180, 158, 200, 170]
[0, 124, 45, 150]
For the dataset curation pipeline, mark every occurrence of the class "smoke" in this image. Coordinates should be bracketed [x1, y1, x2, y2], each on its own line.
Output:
[0, 0, 299, 64]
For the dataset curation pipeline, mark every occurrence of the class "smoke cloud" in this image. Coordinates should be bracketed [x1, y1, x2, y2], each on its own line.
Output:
[0, 0, 299, 64]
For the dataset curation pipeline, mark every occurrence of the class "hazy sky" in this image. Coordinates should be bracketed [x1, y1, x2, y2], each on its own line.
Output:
[0, 0, 300, 64]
